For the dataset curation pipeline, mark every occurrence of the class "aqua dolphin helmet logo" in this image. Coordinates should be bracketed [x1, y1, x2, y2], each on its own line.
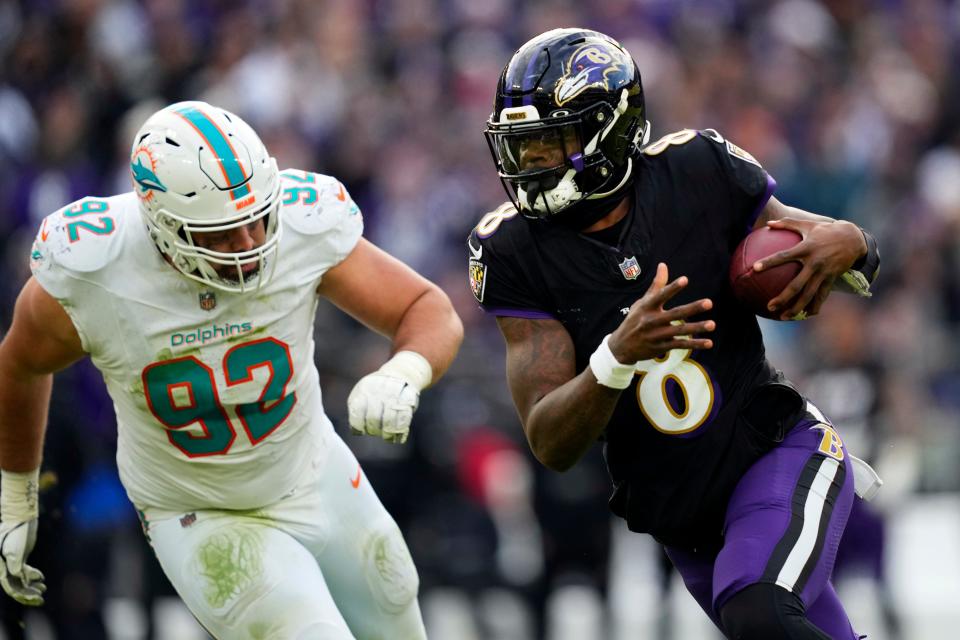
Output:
[131, 147, 167, 201]
[555, 42, 633, 106]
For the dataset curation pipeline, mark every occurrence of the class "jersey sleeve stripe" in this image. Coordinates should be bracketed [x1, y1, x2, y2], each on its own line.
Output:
[746, 172, 777, 231]
[484, 307, 556, 320]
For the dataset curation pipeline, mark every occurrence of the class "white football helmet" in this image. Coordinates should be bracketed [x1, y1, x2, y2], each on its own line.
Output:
[131, 101, 282, 293]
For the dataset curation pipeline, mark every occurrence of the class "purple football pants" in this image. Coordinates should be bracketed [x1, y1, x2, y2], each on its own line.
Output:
[666, 417, 859, 639]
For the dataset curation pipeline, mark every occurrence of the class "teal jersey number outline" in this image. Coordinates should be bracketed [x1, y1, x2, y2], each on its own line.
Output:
[142, 337, 297, 457]
[63, 200, 115, 243]
[281, 170, 319, 206]
[224, 338, 297, 445]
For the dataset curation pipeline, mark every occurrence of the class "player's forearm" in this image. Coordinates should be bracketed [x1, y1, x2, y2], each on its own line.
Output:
[498, 316, 620, 471]
[0, 358, 50, 472]
[755, 197, 835, 228]
[390, 286, 464, 385]
[758, 197, 880, 295]
[757, 200, 868, 257]
[522, 371, 622, 472]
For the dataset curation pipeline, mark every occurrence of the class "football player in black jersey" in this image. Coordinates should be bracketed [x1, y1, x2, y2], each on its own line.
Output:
[468, 28, 883, 640]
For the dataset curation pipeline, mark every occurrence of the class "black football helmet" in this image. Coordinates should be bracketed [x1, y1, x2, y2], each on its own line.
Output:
[485, 28, 649, 225]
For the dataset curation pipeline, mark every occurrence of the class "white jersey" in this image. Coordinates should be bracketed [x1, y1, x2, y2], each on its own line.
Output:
[30, 169, 363, 512]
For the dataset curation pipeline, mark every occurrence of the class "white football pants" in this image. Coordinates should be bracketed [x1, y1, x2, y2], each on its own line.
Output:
[140, 432, 426, 640]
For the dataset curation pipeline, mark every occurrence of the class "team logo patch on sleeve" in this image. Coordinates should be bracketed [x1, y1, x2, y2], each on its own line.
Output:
[29, 237, 45, 269]
[726, 140, 761, 167]
[469, 259, 487, 303]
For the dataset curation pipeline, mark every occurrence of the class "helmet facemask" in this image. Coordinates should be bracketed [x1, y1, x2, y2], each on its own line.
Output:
[486, 93, 647, 219]
[148, 171, 283, 293]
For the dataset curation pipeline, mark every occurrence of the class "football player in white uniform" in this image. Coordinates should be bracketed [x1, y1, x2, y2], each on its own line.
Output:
[0, 101, 463, 639]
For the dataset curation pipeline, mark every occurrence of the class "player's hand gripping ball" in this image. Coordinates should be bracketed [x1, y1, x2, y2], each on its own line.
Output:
[729, 227, 803, 320]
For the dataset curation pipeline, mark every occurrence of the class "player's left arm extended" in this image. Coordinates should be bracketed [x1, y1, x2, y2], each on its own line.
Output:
[0, 278, 87, 606]
[750, 196, 880, 319]
[318, 238, 464, 443]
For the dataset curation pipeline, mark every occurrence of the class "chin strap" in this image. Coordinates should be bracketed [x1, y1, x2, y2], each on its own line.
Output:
[582, 116, 650, 203]
[640, 119, 652, 146]
[587, 157, 633, 200]
[521, 113, 651, 224]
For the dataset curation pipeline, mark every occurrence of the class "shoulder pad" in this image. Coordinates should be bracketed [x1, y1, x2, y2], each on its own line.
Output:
[467, 202, 536, 273]
[31, 194, 131, 274]
[278, 169, 362, 236]
[642, 127, 765, 170]
[692, 128, 763, 168]
[641, 128, 700, 157]
[473, 202, 521, 240]
[641, 128, 743, 158]
[698, 128, 725, 144]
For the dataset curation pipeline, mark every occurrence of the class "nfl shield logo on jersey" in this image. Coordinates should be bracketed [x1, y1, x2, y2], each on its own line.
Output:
[618, 256, 641, 280]
[199, 291, 217, 311]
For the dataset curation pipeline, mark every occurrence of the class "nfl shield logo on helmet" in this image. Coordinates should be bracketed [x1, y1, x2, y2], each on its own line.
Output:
[199, 291, 217, 311]
[618, 256, 641, 280]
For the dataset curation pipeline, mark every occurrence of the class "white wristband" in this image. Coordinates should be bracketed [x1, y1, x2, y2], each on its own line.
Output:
[589, 335, 637, 389]
[1, 469, 39, 521]
[378, 350, 433, 391]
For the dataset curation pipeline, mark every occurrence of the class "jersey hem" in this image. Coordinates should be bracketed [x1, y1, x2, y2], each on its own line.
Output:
[483, 306, 555, 320]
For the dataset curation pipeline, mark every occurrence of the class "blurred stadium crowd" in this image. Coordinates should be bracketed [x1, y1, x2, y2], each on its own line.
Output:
[0, 0, 959, 638]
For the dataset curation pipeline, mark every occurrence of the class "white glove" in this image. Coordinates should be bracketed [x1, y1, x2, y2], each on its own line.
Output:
[0, 469, 45, 606]
[348, 351, 432, 445]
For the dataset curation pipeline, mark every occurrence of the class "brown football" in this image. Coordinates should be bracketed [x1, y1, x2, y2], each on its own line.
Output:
[729, 227, 803, 319]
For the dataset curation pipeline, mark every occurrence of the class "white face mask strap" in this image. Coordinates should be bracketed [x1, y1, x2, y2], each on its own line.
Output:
[587, 157, 633, 200]
[639, 119, 651, 146]
[583, 129, 602, 155]
[255, 252, 274, 293]
[599, 89, 631, 145]
[192, 254, 218, 282]
[233, 254, 245, 290]
[583, 89, 631, 156]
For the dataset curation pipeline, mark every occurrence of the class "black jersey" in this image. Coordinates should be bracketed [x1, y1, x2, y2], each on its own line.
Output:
[468, 129, 807, 549]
